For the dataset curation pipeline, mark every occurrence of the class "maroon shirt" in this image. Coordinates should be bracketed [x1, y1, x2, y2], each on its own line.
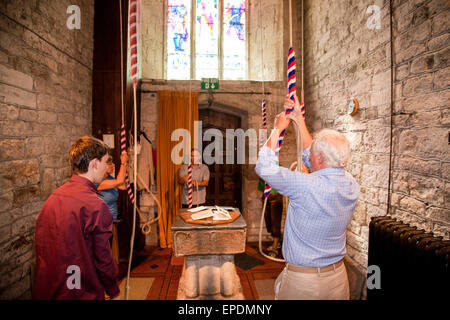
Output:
[33, 175, 120, 300]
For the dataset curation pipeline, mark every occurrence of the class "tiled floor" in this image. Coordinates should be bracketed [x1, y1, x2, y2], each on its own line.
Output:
[118, 242, 285, 300]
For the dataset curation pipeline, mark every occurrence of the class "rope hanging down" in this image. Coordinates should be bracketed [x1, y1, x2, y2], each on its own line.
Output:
[124, 0, 138, 301]
[258, 1, 272, 200]
[262, 97, 272, 198]
[263, 7, 300, 197]
[121, 125, 135, 203]
[262, 43, 296, 198]
[259, 47, 297, 263]
[258, 0, 306, 264]
[261, 98, 267, 128]
[121, 0, 161, 234]
[119, 0, 135, 205]
[120, 0, 162, 300]
[187, 164, 193, 208]
[129, 1, 138, 85]
[186, 45, 196, 209]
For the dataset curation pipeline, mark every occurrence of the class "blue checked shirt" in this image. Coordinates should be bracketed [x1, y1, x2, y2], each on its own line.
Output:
[255, 146, 360, 267]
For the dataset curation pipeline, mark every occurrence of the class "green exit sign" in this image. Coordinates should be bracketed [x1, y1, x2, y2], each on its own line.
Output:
[201, 78, 219, 90]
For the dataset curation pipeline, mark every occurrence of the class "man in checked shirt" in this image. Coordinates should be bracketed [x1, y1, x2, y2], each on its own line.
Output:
[255, 93, 360, 300]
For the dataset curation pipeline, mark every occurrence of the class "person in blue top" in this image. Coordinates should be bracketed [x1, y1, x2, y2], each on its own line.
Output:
[255, 93, 360, 300]
[98, 153, 128, 221]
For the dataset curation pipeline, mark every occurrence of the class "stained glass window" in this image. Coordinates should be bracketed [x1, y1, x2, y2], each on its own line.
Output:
[167, 0, 246, 80]
[223, 0, 246, 80]
[167, 0, 191, 80]
[195, 0, 219, 79]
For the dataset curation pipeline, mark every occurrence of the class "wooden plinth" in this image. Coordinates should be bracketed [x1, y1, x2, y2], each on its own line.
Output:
[172, 209, 247, 300]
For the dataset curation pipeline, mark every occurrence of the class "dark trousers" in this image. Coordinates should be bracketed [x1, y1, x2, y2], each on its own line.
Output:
[263, 193, 283, 238]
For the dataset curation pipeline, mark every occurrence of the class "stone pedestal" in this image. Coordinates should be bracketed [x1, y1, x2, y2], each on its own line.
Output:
[172, 210, 247, 300]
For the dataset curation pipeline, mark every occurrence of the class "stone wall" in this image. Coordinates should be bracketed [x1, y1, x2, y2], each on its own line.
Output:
[303, 0, 449, 299]
[390, 0, 449, 238]
[0, 0, 94, 299]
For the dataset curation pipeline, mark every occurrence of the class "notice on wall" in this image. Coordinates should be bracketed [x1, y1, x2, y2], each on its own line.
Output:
[103, 134, 115, 149]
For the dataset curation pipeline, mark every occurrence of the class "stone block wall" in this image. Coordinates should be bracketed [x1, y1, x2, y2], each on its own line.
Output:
[0, 0, 94, 299]
[390, 0, 449, 237]
[303, 0, 449, 299]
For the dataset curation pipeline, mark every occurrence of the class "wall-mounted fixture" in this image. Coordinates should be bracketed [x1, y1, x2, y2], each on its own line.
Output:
[347, 98, 359, 116]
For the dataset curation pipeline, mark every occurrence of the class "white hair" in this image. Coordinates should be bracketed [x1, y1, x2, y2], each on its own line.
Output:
[311, 129, 351, 168]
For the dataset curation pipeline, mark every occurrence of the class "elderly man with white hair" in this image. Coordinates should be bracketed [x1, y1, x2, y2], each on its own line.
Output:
[255, 93, 360, 300]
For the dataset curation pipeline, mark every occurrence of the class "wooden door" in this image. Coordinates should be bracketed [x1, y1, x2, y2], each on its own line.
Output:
[200, 109, 242, 210]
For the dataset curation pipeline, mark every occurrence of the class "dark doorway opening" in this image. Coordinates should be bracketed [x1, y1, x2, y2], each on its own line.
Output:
[199, 108, 242, 211]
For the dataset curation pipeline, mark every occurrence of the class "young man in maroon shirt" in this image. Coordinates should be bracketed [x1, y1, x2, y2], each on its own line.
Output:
[33, 136, 120, 300]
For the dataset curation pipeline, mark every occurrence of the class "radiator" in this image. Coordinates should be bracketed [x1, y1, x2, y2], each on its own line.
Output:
[367, 216, 450, 300]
